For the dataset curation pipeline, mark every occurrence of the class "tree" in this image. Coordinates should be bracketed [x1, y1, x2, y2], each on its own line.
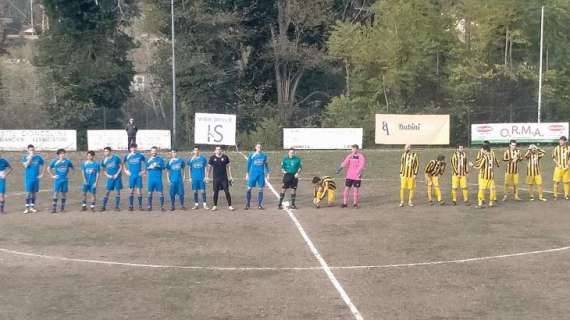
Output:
[36, 0, 136, 132]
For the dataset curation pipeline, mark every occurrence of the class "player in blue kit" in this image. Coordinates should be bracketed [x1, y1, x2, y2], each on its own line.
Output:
[146, 146, 166, 211]
[81, 151, 100, 212]
[124, 143, 146, 211]
[166, 149, 186, 211]
[189, 146, 209, 210]
[101, 146, 123, 211]
[0, 154, 13, 213]
[21, 144, 45, 214]
[47, 149, 74, 213]
[245, 143, 270, 210]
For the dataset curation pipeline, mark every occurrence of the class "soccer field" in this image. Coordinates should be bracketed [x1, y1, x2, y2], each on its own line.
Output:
[0, 148, 569, 320]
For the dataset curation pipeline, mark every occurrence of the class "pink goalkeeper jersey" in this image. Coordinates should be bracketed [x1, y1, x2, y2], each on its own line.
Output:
[341, 152, 366, 180]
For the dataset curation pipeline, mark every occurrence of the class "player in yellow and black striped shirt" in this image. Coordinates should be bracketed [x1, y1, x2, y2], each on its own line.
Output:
[399, 144, 419, 207]
[451, 145, 469, 205]
[312, 176, 336, 208]
[502, 140, 523, 201]
[474, 145, 499, 208]
[425, 155, 446, 205]
[525, 145, 546, 201]
[552, 136, 569, 200]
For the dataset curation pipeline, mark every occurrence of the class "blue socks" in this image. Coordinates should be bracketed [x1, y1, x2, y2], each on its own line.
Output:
[246, 190, 252, 206]
[257, 191, 264, 206]
[128, 195, 134, 208]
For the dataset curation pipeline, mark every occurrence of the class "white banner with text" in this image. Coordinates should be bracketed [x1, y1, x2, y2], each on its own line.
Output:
[283, 128, 363, 149]
[0, 130, 77, 151]
[471, 123, 569, 144]
[194, 113, 237, 146]
[87, 130, 171, 150]
[375, 114, 450, 145]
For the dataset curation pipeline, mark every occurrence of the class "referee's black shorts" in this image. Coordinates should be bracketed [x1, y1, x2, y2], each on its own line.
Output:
[282, 173, 299, 189]
[213, 178, 229, 191]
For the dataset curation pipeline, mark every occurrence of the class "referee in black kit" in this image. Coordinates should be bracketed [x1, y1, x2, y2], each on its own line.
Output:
[206, 146, 235, 211]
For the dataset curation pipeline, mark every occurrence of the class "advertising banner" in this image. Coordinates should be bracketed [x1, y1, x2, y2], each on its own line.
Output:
[87, 130, 171, 150]
[375, 114, 450, 145]
[194, 113, 236, 146]
[0, 130, 77, 151]
[283, 128, 363, 149]
[471, 123, 569, 144]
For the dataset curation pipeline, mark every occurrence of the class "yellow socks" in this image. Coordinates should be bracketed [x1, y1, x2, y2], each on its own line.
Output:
[462, 189, 469, 202]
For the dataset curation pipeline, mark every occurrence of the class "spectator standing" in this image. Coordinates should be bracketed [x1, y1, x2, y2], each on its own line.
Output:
[126, 118, 138, 147]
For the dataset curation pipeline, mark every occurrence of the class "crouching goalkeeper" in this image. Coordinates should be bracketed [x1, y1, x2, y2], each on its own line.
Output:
[312, 176, 336, 208]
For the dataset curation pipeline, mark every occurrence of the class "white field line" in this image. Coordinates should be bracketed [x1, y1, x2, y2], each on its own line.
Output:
[1, 245, 569, 272]
[238, 151, 364, 320]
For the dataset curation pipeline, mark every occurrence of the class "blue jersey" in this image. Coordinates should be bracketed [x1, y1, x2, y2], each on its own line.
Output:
[189, 155, 208, 181]
[247, 152, 269, 175]
[49, 158, 73, 181]
[101, 154, 122, 176]
[81, 160, 100, 185]
[146, 156, 165, 181]
[21, 154, 44, 180]
[0, 158, 10, 176]
[167, 158, 185, 183]
[124, 152, 145, 176]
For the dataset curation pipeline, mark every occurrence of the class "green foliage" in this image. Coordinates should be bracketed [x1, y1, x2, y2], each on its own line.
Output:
[36, 0, 136, 131]
[326, 0, 570, 145]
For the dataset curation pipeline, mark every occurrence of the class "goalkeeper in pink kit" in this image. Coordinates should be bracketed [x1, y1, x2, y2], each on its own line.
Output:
[336, 144, 366, 208]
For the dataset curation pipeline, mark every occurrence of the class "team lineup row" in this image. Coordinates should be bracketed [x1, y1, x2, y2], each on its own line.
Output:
[398, 136, 570, 208]
[0, 137, 567, 213]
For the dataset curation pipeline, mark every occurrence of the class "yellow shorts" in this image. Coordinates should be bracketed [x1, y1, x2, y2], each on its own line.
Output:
[452, 175, 467, 189]
[426, 175, 440, 187]
[400, 176, 416, 189]
[314, 190, 335, 204]
[504, 173, 519, 186]
[553, 168, 570, 183]
[526, 175, 543, 185]
[478, 175, 495, 190]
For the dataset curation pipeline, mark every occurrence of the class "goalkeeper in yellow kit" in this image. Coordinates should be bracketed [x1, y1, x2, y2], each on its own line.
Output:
[399, 144, 419, 207]
[474, 145, 499, 208]
[425, 155, 446, 205]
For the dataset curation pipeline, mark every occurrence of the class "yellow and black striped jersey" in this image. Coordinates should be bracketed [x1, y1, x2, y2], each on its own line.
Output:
[476, 149, 500, 167]
[502, 149, 523, 174]
[553, 145, 569, 169]
[525, 149, 545, 176]
[425, 160, 446, 176]
[313, 176, 336, 199]
[400, 152, 419, 177]
[451, 151, 468, 176]
[474, 153, 496, 180]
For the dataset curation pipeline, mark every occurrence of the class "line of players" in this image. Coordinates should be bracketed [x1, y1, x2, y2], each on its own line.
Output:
[0, 137, 566, 213]
[399, 136, 570, 208]
[0, 143, 369, 214]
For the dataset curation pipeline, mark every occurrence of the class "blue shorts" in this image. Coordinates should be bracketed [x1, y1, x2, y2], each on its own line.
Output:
[148, 180, 163, 193]
[25, 179, 40, 193]
[82, 183, 97, 194]
[247, 174, 266, 188]
[53, 180, 69, 193]
[191, 179, 206, 191]
[128, 175, 143, 189]
[169, 181, 184, 196]
[0, 179, 5, 194]
[106, 177, 123, 191]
